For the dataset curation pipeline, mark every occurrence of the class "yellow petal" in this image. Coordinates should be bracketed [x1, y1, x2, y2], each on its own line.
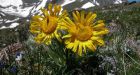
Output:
[62, 34, 72, 39]
[93, 29, 109, 36]
[48, 3, 52, 11]
[91, 36, 100, 40]
[65, 17, 75, 25]
[78, 43, 83, 56]
[30, 30, 40, 34]
[35, 33, 46, 43]
[32, 15, 42, 21]
[30, 26, 39, 31]
[80, 11, 85, 24]
[57, 5, 61, 12]
[66, 43, 74, 49]
[59, 10, 68, 18]
[45, 40, 51, 45]
[96, 39, 105, 46]
[61, 18, 71, 27]
[86, 43, 96, 52]
[54, 4, 58, 12]
[75, 11, 80, 20]
[85, 12, 92, 20]
[82, 43, 86, 53]
[86, 13, 97, 25]
[93, 23, 105, 29]
[72, 40, 79, 52]
[41, 8, 49, 16]
[65, 39, 71, 44]
[72, 12, 79, 22]
[42, 36, 48, 42]
[97, 20, 104, 23]
[54, 4, 61, 16]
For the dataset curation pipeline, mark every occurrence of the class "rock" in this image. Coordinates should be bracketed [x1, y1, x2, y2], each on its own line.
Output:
[129, 1, 137, 5]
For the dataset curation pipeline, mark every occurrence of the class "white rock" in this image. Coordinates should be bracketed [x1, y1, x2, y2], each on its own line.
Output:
[0, 23, 19, 29]
[81, 2, 95, 9]
[61, 0, 76, 7]
[114, 0, 122, 4]
[0, 0, 23, 7]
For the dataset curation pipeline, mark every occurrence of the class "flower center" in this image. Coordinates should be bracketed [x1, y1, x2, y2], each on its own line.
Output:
[76, 26, 93, 41]
[45, 23, 57, 34]
[42, 17, 58, 34]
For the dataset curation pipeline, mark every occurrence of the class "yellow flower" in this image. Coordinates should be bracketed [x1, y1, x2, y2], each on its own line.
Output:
[30, 4, 67, 45]
[60, 11, 109, 56]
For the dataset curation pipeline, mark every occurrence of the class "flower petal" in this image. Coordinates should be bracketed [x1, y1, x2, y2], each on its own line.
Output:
[66, 43, 74, 49]
[72, 40, 79, 52]
[78, 43, 83, 56]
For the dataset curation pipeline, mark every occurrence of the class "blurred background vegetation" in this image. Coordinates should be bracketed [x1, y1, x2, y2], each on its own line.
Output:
[0, 2, 140, 75]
